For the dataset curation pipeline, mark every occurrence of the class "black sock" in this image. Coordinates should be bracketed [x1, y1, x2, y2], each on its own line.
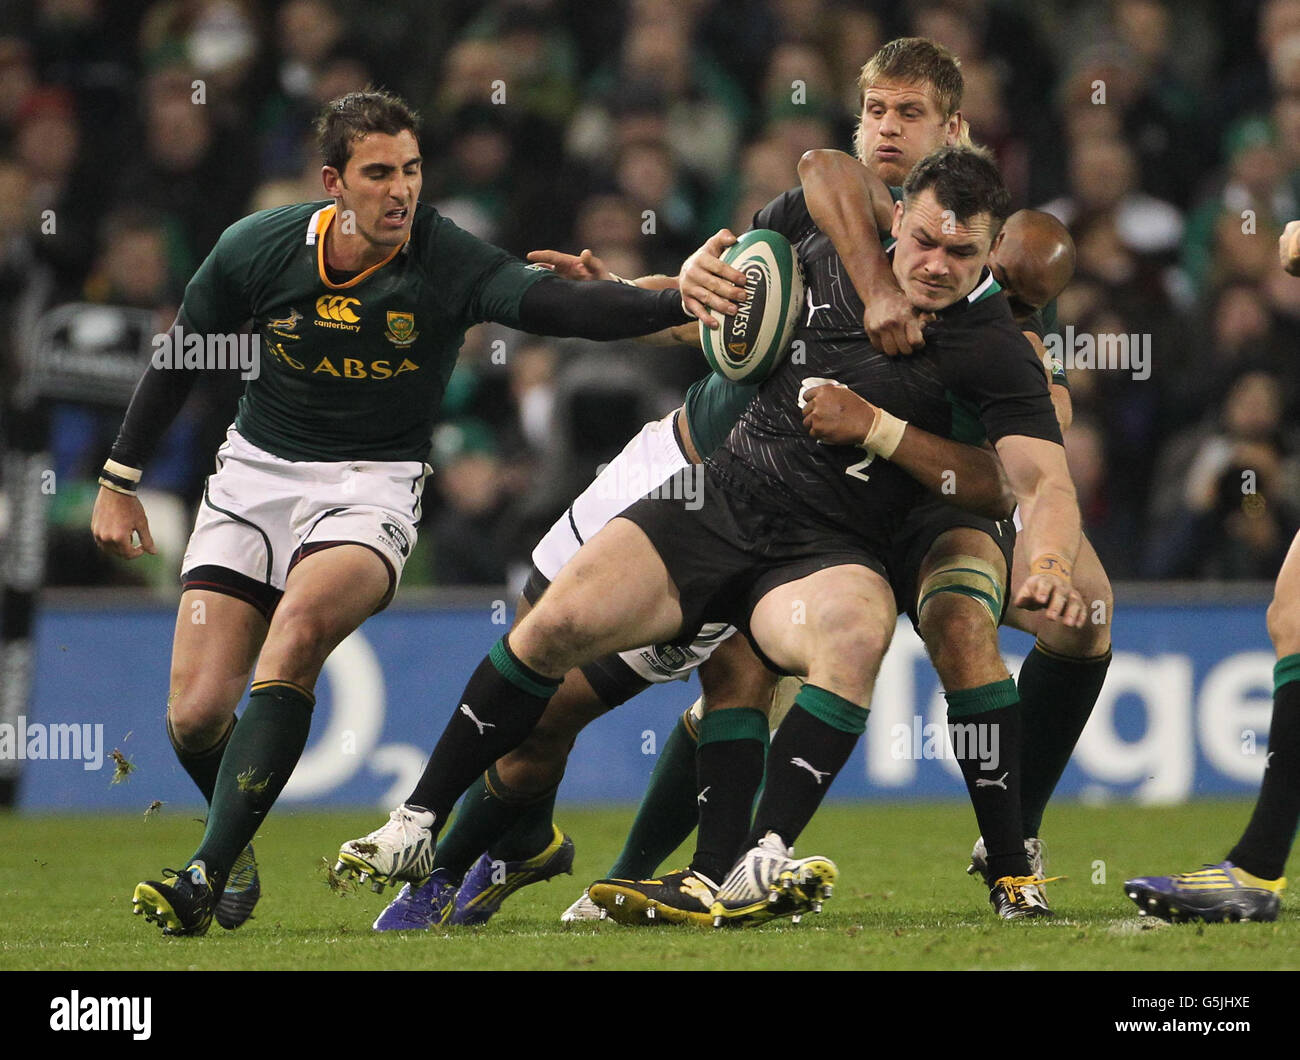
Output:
[191, 681, 315, 887]
[607, 707, 702, 879]
[747, 686, 867, 849]
[690, 708, 768, 883]
[406, 638, 560, 828]
[168, 713, 236, 804]
[947, 680, 1029, 881]
[1018, 643, 1111, 837]
[1228, 657, 1300, 879]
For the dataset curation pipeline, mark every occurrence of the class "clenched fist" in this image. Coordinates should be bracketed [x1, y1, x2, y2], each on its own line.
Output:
[801, 382, 876, 446]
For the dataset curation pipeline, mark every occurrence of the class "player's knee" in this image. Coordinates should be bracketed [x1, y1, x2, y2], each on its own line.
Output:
[1074, 565, 1114, 637]
[1266, 593, 1300, 655]
[811, 614, 891, 688]
[264, 598, 349, 669]
[702, 673, 776, 713]
[699, 646, 777, 712]
[496, 727, 571, 795]
[165, 683, 237, 748]
[920, 594, 999, 677]
[514, 605, 593, 675]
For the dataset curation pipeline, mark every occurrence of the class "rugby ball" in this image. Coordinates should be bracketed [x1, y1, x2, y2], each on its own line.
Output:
[700, 229, 804, 384]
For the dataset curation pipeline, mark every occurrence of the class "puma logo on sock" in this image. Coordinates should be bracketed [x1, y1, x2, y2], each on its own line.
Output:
[459, 703, 496, 735]
[791, 757, 830, 784]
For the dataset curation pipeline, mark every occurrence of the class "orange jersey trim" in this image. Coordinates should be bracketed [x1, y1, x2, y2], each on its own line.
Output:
[313, 205, 408, 289]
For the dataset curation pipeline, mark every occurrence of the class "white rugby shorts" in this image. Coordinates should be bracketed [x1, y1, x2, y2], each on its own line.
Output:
[530, 409, 736, 685]
[182, 426, 428, 603]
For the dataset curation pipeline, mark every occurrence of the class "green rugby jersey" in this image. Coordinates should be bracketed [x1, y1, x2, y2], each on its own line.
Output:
[179, 201, 549, 462]
[682, 374, 757, 458]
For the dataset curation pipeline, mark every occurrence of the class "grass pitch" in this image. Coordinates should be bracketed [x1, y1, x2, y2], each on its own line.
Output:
[1, 801, 1295, 971]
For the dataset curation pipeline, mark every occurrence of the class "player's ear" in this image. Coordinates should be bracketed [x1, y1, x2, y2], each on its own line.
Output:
[890, 199, 904, 238]
[321, 165, 343, 198]
[947, 111, 965, 146]
[991, 226, 1006, 255]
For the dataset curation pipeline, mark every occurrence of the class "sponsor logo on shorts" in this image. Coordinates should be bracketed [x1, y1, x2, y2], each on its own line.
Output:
[638, 642, 695, 678]
[380, 521, 410, 557]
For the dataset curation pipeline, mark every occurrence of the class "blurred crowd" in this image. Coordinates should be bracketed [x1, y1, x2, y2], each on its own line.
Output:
[2, 0, 1300, 589]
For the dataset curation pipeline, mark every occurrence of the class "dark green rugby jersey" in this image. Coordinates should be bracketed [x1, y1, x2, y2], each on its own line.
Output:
[682, 374, 758, 458]
[179, 200, 550, 462]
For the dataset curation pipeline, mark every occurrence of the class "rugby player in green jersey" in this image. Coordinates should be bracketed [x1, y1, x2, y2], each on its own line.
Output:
[91, 89, 701, 937]
[1121, 219, 1300, 923]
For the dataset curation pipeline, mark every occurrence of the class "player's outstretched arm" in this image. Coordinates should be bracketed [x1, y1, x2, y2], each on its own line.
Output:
[515, 273, 692, 341]
[995, 434, 1086, 626]
[526, 248, 678, 291]
[801, 383, 1014, 519]
[526, 249, 695, 346]
[797, 149, 929, 356]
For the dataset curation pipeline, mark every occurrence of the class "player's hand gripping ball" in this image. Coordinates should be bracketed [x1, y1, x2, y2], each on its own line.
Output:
[699, 229, 805, 385]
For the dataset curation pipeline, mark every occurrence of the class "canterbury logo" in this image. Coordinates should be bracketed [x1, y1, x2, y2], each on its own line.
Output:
[459, 703, 496, 735]
[791, 757, 830, 784]
[975, 771, 1009, 790]
[316, 295, 361, 323]
[697, 786, 711, 804]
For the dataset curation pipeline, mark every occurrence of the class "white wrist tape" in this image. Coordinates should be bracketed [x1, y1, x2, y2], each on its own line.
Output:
[103, 459, 142, 483]
[862, 407, 907, 459]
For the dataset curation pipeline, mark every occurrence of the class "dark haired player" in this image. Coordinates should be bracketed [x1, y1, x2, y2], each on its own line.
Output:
[591, 46, 1107, 925]
[369, 38, 1101, 929]
[337, 144, 1085, 930]
[1121, 219, 1300, 923]
[92, 89, 702, 937]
